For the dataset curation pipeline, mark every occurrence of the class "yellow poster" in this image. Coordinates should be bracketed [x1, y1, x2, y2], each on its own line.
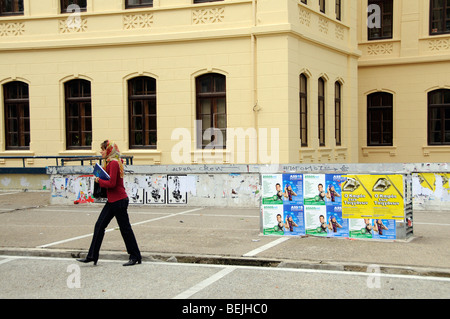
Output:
[437, 173, 450, 191]
[418, 173, 436, 191]
[342, 175, 373, 219]
[371, 175, 404, 220]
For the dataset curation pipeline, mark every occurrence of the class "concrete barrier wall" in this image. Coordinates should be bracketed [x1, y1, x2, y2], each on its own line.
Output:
[44, 163, 450, 211]
[0, 174, 50, 192]
[49, 171, 260, 207]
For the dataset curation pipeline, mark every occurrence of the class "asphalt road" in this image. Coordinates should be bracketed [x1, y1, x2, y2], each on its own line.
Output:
[0, 191, 449, 304]
[1, 203, 449, 271]
[0, 255, 449, 300]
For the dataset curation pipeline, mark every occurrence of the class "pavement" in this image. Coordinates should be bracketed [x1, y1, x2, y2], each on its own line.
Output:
[0, 191, 449, 278]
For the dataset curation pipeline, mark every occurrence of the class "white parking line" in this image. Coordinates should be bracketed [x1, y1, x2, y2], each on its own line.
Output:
[37, 207, 204, 248]
[172, 267, 237, 299]
[415, 222, 450, 226]
[0, 258, 14, 265]
[37, 208, 258, 219]
[0, 192, 21, 196]
[243, 237, 290, 257]
[130, 207, 204, 226]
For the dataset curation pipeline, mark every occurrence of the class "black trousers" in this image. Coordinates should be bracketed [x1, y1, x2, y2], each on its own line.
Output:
[87, 198, 141, 261]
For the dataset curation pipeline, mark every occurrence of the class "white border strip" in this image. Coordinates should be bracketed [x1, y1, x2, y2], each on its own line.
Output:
[164, 260, 450, 283]
[1, 255, 449, 283]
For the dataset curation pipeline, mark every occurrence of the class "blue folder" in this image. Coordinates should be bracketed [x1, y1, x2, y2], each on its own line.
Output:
[93, 163, 110, 180]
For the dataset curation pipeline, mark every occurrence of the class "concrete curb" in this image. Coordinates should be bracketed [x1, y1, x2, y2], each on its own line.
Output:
[1, 247, 449, 279]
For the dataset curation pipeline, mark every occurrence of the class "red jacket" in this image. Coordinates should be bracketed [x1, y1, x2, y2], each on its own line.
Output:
[98, 160, 128, 203]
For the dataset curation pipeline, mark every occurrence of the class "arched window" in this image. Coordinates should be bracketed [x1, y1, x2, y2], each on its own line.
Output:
[428, 89, 450, 145]
[3, 81, 30, 150]
[335, 81, 342, 146]
[300, 74, 308, 147]
[64, 79, 92, 149]
[318, 77, 326, 147]
[128, 76, 157, 149]
[196, 73, 227, 149]
[367, 92, 393, 146]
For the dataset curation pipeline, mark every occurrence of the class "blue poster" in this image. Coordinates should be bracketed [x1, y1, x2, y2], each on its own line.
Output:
[371, 219, 396, 240]
[326, 205, 349, 238]
[282, 174, 303, 205]
[325, 174, 346, 206]
[282, 204, 305, 236]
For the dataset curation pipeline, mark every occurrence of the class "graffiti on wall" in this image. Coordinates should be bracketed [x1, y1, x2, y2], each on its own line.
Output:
[50, 173, 261, 207]
[191, 174, 260, 207]
[124, 175, 168, 204]
[52, 175, 94, 204]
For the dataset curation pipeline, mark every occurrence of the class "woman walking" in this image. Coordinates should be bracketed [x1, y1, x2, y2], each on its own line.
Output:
[77, 140, 142, 266]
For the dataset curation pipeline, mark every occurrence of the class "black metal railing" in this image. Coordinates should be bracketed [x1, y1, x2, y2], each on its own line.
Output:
[0, 155, 133, 168]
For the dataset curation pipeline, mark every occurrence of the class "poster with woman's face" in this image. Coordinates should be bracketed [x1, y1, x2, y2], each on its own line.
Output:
[282, 174, 303, 205]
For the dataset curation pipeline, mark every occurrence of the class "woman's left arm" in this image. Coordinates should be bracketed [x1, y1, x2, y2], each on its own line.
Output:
[98, 161, 119, 189]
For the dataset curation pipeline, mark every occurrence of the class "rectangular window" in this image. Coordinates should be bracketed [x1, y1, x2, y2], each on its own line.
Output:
[196, 74, 227, 149]
[367, 92, 393, 146]
[319, 0, 326, 13]
[125, 0, 153, 9]
[336, 0, 341, 21]
[0, 0, 24, 16]
[430, 0, 450, 35]
[428, 90, 450, 145]
[368, 0, 393, 40]
[300, 74, 308, 147]
[60, 0, 86, 13]
[318, 78, 326, 147]
[335, 82, 342, 146]
[3, 81, 30, 150]
[128, 77, 157, 149]
[65, 80, 92, 150]
[193, 0, 224, 3]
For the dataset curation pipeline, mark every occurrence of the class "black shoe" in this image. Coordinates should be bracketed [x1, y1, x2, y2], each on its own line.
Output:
[77, 257, 98, 266]
[123, 259, 141, 266]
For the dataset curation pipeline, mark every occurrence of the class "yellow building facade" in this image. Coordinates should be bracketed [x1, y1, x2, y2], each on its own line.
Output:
[0, 0, 448, 167]
[358, 0, 450, 163]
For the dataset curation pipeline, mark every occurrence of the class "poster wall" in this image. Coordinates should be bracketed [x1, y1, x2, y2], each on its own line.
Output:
[412, 173, 450, 209]
[261, 174, 404, 240]
[342, 174, 404, 220]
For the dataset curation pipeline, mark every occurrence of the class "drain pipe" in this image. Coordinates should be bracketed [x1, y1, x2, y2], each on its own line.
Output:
[251, 0, 261, 164]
